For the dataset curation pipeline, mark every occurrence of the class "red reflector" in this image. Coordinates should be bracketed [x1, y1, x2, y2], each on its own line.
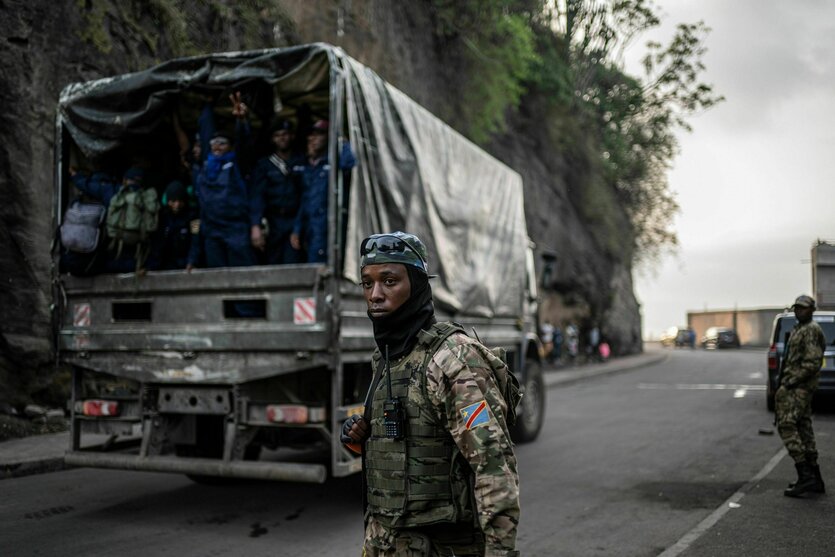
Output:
[81, 400, 120, 417]
[768, 344, 778, 370]
[267, 405, 308, 424]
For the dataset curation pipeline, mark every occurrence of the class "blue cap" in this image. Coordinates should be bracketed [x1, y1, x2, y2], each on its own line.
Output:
[272, 119, 294, 133]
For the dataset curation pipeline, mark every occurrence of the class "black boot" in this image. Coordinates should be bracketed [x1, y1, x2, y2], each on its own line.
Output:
[811, 463, 826, 494]
[788, 462, 826, 494]
[785, 462, 818, 497]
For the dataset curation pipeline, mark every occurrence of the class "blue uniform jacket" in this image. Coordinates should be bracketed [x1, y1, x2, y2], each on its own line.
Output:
[292, 142, 356, 237]
[252, 153, 305, 220]
[195, 152, 259, 231]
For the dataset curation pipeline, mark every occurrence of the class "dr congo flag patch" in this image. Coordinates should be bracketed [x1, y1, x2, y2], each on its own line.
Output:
[460, 400, 489, 430]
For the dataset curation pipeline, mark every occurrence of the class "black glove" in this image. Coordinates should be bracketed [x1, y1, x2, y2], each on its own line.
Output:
[340, 414, 363, 444]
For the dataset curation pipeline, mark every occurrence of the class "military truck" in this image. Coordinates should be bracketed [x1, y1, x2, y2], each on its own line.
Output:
[53, 43, 545, 483]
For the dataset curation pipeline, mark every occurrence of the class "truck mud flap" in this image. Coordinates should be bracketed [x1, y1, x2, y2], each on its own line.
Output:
[64, 451, 327, 483]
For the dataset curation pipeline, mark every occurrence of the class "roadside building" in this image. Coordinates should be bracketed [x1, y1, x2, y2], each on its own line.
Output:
[812, 240, 835, 311]
[687, 307, 784, 347]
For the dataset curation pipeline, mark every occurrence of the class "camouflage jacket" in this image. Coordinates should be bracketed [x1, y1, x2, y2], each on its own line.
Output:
[781, 320, 826, 390]
[367, 329, 520, 556]
[423, 331, 520, 555]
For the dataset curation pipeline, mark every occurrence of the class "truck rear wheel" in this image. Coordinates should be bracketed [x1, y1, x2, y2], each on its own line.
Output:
[510, 358, 545, 443]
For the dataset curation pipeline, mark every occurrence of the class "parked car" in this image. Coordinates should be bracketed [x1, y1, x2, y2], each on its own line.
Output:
[661, 326, 693, 348]
[766, 311, 835, 411]
[674, 328, 696, 348]
[701, 327, 740, 349]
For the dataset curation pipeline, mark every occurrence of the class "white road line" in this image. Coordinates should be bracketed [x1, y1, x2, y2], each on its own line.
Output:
[637, 383, 766, 391]
[657, 447, 788, 557]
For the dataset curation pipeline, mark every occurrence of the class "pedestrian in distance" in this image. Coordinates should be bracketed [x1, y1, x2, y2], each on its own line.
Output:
[341, 231, 521, 557]
[776, 294, 827, 497]
[540, 320, 554, 362]
[551, 325, 563, 364]
[588, 324, 601, 362]
[565, 322, 579, 364]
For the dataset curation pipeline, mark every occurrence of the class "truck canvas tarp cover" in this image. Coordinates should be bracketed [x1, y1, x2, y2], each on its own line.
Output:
[59, 43, 528, 318]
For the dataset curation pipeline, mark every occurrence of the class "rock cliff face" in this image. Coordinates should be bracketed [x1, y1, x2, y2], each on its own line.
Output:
[0, 1, 641, 405]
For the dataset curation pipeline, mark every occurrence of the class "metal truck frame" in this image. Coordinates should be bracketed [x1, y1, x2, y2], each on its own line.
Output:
[53, 44, 545, 483]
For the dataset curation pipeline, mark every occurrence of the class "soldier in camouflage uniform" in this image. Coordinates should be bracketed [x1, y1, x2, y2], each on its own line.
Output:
[341, 231, 520, 556]
[776, 294, 827, 497]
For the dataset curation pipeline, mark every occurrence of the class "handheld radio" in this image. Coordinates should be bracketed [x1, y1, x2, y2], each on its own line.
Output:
[382, 345, 405, 439]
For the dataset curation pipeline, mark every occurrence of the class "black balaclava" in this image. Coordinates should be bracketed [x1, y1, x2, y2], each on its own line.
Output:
[368, 265, 436, 360]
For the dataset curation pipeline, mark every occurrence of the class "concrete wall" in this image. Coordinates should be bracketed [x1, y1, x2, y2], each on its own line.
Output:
[687, 307, 784, 347]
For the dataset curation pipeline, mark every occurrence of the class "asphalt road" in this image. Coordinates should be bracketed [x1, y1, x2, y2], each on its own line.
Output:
[1, 348, 827, 556]
[519, 347, 786, 556]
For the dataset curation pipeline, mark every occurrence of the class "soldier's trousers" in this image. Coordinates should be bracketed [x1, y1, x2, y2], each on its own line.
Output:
[775, 385, 818, 464]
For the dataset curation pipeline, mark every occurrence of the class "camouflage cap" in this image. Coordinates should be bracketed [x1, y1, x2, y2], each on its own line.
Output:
[792, 295, 816, 309]
[360, 231, 429, 274]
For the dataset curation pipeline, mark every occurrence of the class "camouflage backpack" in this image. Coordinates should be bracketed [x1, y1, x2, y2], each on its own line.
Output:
[424, 322, 522, 426]
[106, 186, 159, 268]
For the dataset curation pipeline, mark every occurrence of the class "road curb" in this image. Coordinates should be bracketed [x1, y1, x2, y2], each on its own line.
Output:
[1, 457, 70, 480]
[544, 352, 668, 389]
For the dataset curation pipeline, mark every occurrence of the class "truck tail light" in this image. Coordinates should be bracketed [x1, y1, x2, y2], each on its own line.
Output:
[767, 344, 778, 371]
[78, 399, 120, 417]
[266, 405, 326, 424]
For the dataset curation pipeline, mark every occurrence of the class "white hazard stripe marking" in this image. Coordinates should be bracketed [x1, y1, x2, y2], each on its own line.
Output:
[293, 297, 316, 325]
[74, 303, 91, 327]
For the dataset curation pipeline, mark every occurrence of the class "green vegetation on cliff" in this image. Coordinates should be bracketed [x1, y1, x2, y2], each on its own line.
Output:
[429, 0, 722, 266]
[76, 0, 294, 64]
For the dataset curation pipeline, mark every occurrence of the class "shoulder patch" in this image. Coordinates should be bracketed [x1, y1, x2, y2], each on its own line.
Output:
[460, 400, 490, 430]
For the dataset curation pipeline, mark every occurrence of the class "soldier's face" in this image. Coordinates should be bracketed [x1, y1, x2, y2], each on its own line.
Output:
[361, 263, 411, 318]
[794, 305, 813, 323]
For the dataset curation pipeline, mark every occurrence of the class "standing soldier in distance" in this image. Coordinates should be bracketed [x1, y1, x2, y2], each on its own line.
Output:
[341, 231, 520, 556]
[776, 294, 827, 497]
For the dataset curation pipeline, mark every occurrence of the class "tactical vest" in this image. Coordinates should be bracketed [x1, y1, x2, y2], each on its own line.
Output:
[365, 324, 476, 531]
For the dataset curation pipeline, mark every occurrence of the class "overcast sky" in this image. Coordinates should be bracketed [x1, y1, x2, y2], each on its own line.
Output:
[624, 1, 835, 339]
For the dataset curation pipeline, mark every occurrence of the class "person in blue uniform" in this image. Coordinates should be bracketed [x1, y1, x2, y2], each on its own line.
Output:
[290, 119, 356, 263]
[251, 119, 304, 264]
[192, 129, 259, 268]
